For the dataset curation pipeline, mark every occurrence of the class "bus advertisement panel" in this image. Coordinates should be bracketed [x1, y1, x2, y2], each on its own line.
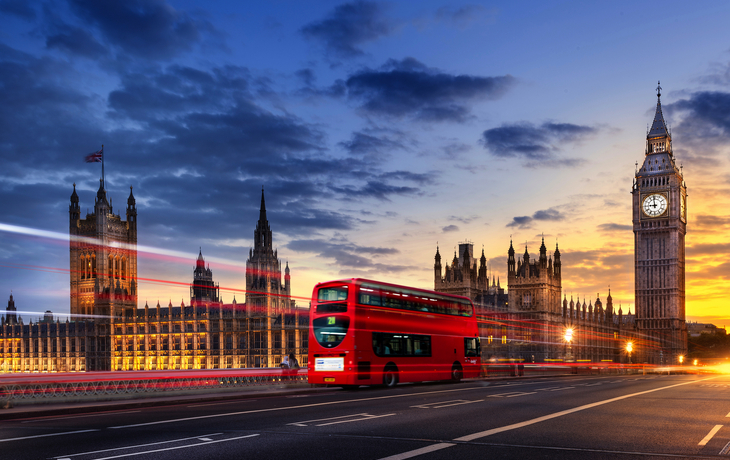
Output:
[308, 278, 480, 387]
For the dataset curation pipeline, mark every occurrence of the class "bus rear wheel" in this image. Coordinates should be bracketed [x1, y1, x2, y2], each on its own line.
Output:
[451, 363, 463, 383]
[383, 366, 399, 387]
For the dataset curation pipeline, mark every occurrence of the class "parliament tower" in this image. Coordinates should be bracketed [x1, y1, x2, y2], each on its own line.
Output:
[632, 83, 688, 364]
[69, 180, 138, 320]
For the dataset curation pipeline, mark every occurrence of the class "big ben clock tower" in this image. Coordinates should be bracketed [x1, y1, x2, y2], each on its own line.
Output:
[632, 82, 688, 364]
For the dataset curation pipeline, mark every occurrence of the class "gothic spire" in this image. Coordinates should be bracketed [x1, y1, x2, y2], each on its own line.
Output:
[259, 186, 267, 223]
[647, 81, 669, 140]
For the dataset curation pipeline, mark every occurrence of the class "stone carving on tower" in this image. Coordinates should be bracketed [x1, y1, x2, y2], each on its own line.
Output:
[632, 82, 688, 364]
[69, 181, 137, 320]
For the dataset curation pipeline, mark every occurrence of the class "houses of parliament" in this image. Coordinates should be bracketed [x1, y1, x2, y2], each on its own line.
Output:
[0, 87, 687, 372]
[0, 185, 308, 372]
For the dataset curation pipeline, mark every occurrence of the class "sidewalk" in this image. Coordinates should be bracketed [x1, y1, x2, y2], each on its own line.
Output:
[0, 383, 324, 421]
[0, 372, 587, 421]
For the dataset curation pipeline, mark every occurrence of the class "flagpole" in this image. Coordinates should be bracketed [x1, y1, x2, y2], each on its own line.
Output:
[101, 144, 105, 187]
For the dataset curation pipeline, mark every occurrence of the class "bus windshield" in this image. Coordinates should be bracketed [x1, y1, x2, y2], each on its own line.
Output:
[312, 316, 350, 348]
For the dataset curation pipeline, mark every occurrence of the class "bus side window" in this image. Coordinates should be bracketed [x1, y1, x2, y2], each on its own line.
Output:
[464, 337, 480, 357]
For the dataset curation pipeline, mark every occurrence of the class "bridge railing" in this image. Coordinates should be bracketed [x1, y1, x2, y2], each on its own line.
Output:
[0, 368, 308, 407]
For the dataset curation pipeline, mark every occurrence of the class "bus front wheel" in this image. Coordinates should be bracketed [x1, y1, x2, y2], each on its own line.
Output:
[451, 363, 463, 383]
[383, 366, 399, 387]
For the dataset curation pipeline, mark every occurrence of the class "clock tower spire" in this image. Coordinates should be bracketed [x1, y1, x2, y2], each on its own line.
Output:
[631, 82, 688, 364]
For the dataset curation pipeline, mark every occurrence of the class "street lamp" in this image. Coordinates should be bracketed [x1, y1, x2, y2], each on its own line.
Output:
[679, 355, 684, 365]
[564, 327, 574, 362]
[693, 359, 698, 366]
[626, 341, 633, 365]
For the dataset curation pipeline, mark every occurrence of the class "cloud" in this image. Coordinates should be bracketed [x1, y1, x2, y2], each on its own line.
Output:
[434, 4, 496, 29]
[481, 122, 596, 167]
[506, 207, 564, 229]
[668, 91, 730, 153]
[300, 1, 393, 59]
[67, 0, 218, 60]
[342, 57, 514, 122]
[442, 224, 459, 232]
[287, 238, 410, 274]
[597, 223, 633, 232]
[338, 131, 405, 157]
[0, 0, 36, 20]
[46, 25, 108, 59]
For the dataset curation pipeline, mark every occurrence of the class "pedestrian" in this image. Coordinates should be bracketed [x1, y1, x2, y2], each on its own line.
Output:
[288, 352, 300, 381]
[280, 355, 289, 380]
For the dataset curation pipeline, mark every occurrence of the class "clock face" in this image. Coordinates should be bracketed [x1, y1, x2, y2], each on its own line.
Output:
[680, 194, 686, 222]
[642, 193, 667, 217]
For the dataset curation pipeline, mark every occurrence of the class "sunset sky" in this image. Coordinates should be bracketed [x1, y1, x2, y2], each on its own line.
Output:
[1, 1, 730, 328]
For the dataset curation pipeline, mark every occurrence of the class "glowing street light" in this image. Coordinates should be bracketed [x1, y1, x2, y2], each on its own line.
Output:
[693, 359, 698, 366]
[626, 341, 633, 365]
[564, 328, 574, 343]
[564, 327, 574, 362]
[679, 355, 684, 365]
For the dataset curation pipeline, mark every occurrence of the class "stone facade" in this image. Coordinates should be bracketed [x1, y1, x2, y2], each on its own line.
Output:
[435, 239, 638, 363]
[69, 180, 138, 320]
[0, 185, 308, 373]
[631, 83, 688, 364]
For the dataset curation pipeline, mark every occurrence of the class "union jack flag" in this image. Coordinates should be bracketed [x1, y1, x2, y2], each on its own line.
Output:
[85, 147, 103, 163]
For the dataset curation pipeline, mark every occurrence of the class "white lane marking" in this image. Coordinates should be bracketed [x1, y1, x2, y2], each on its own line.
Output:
[198, 437, 213, 441]
[488, 392, 536, 398]
[584, 383, 602, 387]
[54, 433, 223, 458]
[316, 413, 395, 426]
[187, 400, 257, 408]
[378, 443, 455, 460]
[90, 434, 259, 460]
[378, 376, 719, 460]
[108, 385, 488, 429]
[726, 411, 730, 418]
[288, 413, 369, 426]
[0, 429, 99, 443]
[22, 411, 141, 423]
[699, 425, 723, 446]
[549, 387, 574, 391]
[536, 387, 561, 391]
[719, 440, 730, 455]
[411, 400, 483, 409]
[288, 413, 395, 427]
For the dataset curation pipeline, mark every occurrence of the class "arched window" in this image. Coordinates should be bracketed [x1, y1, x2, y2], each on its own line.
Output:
[109, 256, 114, 279]
[121, 258, 126, 280]
[80, 255, 86, 279]
[91, 255, 96, 278]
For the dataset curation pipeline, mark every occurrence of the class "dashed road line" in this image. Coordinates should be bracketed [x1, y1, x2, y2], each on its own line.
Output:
[699, 425, 723, 446]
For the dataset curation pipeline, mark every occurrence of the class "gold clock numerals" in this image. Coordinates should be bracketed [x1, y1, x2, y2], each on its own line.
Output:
[642, 193, 667, 217]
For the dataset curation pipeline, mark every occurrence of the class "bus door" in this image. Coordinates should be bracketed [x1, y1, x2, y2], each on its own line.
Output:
[355, 285, 377, 383]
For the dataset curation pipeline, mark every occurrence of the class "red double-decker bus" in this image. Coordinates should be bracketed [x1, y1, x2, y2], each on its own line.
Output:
[308, 278, 480, 388]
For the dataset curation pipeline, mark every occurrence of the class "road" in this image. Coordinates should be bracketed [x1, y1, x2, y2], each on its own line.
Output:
[1, 373, 729, 459]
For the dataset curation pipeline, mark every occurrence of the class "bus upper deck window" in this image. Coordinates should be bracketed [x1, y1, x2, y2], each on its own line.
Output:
[318, 286, 348, 302]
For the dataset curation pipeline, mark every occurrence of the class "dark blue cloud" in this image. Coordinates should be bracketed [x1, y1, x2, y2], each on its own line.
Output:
[343, 58, 514, 122]
[300, 1, 393, 59]
[0, 0, 36, 20]
[67, 0, 217, 60]
[669, 91, 730, 142]
[481, 121, 595, 167]
[287, 238, 410, 274]
[46, 25, 107, 59]
[338, 131, 405, 157]
[506, 207, 564, 229]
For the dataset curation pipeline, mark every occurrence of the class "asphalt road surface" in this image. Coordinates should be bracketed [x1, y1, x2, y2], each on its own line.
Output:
[1, 373, 729, 459]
